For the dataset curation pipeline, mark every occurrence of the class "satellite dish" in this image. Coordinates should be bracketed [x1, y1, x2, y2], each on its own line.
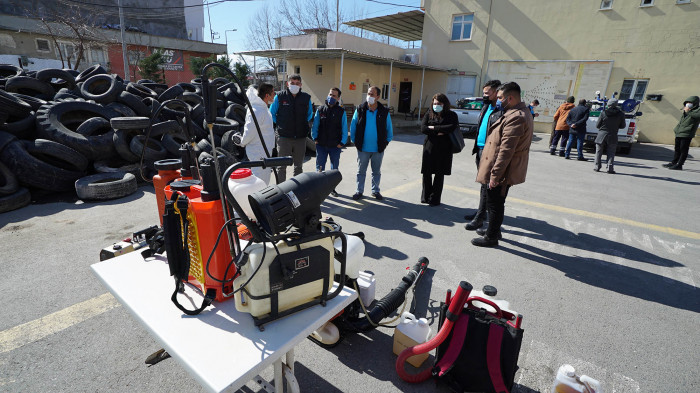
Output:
[621, 99, 638, 113]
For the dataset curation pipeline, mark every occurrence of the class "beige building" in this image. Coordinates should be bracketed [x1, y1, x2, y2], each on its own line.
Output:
[419, 0, 700, 145]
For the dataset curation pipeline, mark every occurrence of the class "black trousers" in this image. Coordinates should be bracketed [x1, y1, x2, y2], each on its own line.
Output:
[485, 184, 510, 237]
[474, 148, 488, 220]
[422, 173, 444, 204]
[672, 136, 693, 166]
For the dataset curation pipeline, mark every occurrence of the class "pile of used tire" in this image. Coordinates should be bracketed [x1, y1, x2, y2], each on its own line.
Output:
[0, 63, 247, 214]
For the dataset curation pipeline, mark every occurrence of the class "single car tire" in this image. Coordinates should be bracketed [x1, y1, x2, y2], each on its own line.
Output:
[158, 84, 184, 102]
[224, 103, 246, 124]
[110, 116, 151, 130]
[75, 64, 107, 83]
[130, 135, 167, 161]
[35, 98, 119, 160]
[0, 64, 25, 80]
[22, 138, 89, 172]
[113, 129, 142, 162]
[116, 91, 150, 117]
[126, 82, 158, 99]
[0, 187, 30, 213]
[181, 91, 203, 108]
[9, 93, 47, 112]
[0, 111, 36, 139]
[75, 172, 137, 201]
[196, 138, 214, 155]
[4, 76, 55, 99]
[161, 133, 189, 156]
[0, 89, 33, 117]
[76, 117, 112, 137]
[35, 68, 76, 90]
[149, 120, 181, 138]
[0, 140, 85, 191]
[0, 160, 19, 196]
[106, 102, 137, 118]
[204, 116, 239, 136]
[80, 74, 123, 104]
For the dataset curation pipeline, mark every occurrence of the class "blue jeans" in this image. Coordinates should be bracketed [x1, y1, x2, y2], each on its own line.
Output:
[316, 145, 341, 171]
[565, 132, 586, 158]
[356, 151, 384, 194]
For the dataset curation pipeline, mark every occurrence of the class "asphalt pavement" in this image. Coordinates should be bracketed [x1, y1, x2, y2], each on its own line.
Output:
[1, 130, 699, 392]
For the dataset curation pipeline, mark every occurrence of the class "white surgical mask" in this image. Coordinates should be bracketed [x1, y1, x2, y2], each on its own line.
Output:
[366, 96, 376, 105]
[288, 84, 300, 94]
[433, 104, 443, 113]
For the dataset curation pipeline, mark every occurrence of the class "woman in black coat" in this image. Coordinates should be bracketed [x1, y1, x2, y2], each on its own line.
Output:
[421, 93, 458, 206]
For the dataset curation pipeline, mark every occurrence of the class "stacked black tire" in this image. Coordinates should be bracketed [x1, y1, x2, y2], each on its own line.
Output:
[0, 64, 247, 213]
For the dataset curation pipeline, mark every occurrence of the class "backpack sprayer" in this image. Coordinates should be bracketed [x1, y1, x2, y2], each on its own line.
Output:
[128, 63, 431, 338]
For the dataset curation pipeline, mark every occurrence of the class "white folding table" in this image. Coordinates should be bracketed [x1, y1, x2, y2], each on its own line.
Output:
[92, 251, 357, 393]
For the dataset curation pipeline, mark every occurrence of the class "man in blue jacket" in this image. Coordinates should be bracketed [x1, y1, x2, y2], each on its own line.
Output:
[269, 75, 313, 183]
[564, 99, 590, 161]
[350, 86, 393, 200]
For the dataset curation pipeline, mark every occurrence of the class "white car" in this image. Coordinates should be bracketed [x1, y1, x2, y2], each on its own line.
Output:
[584, 98, 642, 154]
[453, 97, 483, 138]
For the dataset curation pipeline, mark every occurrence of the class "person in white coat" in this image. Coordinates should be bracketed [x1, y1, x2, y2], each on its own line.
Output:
[239, 83, 276, 184]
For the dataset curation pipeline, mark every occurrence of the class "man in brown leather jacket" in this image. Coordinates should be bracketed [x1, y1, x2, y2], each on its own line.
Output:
[472, 82, 534, 247]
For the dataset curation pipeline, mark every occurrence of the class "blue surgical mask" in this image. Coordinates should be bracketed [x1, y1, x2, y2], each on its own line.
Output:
[433, 104, 443, 113]
[327, 96, 337, 106]
[495, 99, 504, 111]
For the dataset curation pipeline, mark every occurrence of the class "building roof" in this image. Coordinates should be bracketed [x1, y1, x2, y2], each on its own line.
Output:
[344, 10, 424, 42]
[237, 48, 445, 72]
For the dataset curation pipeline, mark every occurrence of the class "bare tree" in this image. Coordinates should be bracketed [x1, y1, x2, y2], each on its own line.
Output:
[15, 0, 115, 70]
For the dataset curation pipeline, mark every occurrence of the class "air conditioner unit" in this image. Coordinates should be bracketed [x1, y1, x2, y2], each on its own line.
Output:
[402, 54, 419, 64]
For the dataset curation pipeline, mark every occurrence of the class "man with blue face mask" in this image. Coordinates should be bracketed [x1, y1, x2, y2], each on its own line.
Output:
[311, 87, 347, 196]
[350, 86, 393, 200]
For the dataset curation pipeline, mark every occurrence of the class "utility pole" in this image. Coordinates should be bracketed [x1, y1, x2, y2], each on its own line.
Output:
[118, 0, 129, 81]
[336, 0, 339, 31]
[206, 0, 215, 42]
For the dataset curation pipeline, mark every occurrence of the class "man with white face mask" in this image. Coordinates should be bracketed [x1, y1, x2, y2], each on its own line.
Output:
[311, 87, 347, 196]
[269, 74, 313, 183]
[238, 83, 276, 184]
[349, 86, 393, 200]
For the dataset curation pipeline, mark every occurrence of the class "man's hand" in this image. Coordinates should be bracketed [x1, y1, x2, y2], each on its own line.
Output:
[337, 144, 343, 148]
[489, 178, 498, 189]
[315, 140, 318, 144]
[571, 124, 577, 128]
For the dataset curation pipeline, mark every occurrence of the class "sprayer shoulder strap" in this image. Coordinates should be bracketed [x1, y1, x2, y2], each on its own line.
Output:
[434, 313, 469, 377]
[171, 283, 217, 316]
[433, 313, 510, 393]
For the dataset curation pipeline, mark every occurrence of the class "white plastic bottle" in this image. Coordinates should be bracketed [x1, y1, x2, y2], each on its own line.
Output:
[551, 364, 603, 393]
[227, 168, 267, 220]
[393, 312, 431, 367]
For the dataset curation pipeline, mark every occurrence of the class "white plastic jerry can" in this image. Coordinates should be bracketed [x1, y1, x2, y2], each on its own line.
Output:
[551, 364, 603, 393]
[392, 312, 431, 367]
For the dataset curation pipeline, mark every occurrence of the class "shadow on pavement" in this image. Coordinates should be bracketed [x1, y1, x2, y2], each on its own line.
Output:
[500, 216, 699, 313]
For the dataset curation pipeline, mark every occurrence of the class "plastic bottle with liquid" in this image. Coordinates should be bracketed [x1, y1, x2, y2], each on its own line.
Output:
[227, 168, 267, 220]
[551, 364, 603, 393]
[393, 312, 431, 367]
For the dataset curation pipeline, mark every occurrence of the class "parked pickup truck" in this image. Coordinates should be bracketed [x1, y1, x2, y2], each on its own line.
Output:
[584, 98, 642, 154]
[454, 97, 483, 138]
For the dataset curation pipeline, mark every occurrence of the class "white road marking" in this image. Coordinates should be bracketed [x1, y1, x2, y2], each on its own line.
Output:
[0, 293, 120, 354]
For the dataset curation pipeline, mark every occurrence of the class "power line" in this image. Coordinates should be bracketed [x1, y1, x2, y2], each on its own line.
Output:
[61, 0, 251, 10]
[364, 0, 421, 8]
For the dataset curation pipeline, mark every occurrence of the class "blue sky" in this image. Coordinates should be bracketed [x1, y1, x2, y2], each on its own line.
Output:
[202, 0, 421, 56]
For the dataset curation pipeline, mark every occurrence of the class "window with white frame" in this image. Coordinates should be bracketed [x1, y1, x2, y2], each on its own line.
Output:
[277, 60, 287, 74]
[640, 0, 654, 6]
[56, 41, 77, 61]
[600, 0, 613, 10]
[89, 47, 107, 66]
[381, 84, 389, 100]
[620, 79, 649, 101]
[451, 14, 474, 41]
[36, 38, 51, 52]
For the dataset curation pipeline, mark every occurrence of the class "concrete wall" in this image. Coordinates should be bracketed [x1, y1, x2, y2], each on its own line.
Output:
[420, 0, 700, 145]
[184, 0, 205, 42]
[328, 31, 406, 60]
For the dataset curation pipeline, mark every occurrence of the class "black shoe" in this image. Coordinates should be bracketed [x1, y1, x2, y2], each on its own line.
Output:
[464, 212, 477, 221]
[593, 167, 601, 172]
[372, 192, 383, 200]
[564, 156, 570, 159]
[577, 157, 588, 161]
[558, 151, 565, 157]
[429, 202, 441, 207]
[352, 192, 363, 200]
[471, 236, 499, 247]
[607, 169, 616, 174]
[662, 162, 676, 168]
[669, 164, 683, 170]
[549, 150, 556, 155]
[476, 227, 502, 239]
[465, 217, 484, 231]
[330, 189, 339, 197]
